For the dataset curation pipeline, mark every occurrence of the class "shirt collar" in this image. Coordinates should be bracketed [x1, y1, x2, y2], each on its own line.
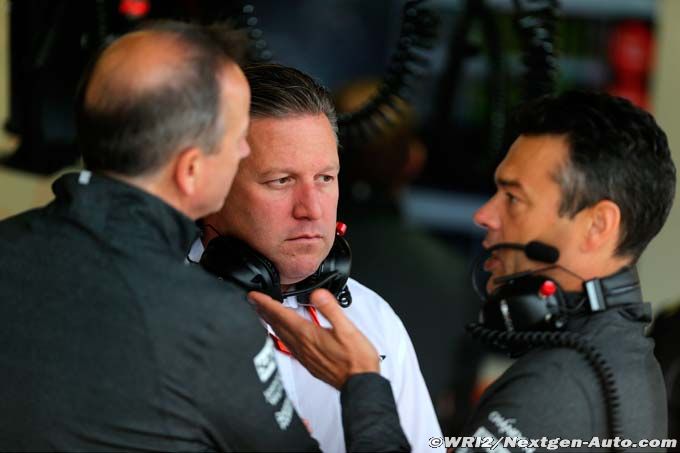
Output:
[52, 171, 200, 259]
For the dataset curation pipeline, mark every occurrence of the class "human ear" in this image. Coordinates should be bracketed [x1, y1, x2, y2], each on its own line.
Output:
[583, 200, 622, 253]
[173, 147, 203, 196]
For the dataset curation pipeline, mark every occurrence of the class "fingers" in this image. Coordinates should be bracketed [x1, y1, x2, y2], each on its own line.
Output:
[248, 291, 305, 334]
[309, 289, 353, 333]
[250, 289, 379, 388]
[247, 291, 280, 324]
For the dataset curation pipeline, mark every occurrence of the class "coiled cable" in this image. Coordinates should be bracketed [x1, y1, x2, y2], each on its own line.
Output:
[467, 323, 623, 453]
[512, 0, 560, 99]
[239, 4, 273, 63]
[337, 0, 439, 146]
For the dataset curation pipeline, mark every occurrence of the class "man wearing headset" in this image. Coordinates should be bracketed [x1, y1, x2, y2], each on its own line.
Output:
[252, 90, 675, 449]
[191, 63, 443, 452]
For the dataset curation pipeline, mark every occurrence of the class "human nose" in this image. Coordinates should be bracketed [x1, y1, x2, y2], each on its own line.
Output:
[293, 182, 323, 220]
[473, 195, 500, 231]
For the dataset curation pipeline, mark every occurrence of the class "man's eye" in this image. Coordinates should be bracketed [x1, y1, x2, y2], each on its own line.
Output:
[319, 175, 335, 183]
[506, 193, 519, 204]
[268, 177, 291, 187]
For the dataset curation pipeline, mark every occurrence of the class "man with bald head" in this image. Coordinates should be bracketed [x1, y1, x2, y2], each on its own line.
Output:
[0, 21, 324, 451]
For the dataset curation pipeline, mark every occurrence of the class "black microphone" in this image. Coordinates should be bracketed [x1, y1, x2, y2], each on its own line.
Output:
[486, 241, 559, 264]
[494, 242, 576, 286]
[525, 241, 559, 264]
[487, 242, 560, 285]
[471, 241, 560, 300]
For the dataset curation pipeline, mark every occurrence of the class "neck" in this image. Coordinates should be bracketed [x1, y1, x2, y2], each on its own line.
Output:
[558, 254, 633, 292]
[281, 284, 293, 293]
[201, 227, 220, 247]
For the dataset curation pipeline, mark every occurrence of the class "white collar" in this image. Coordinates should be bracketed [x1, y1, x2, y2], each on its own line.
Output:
[187, 237, 205, 263]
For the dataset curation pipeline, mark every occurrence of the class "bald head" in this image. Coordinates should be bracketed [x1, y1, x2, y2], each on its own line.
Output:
[85, 31, 188, 112]
[76, 21, 247, 177]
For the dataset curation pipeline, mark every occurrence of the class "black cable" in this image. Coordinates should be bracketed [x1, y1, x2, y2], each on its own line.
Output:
[467, 323, 623, 453]
[233, 1, 439, 148]
[239, 4, 273, 63]
[428, 0, 560, 174]
[512, 0, 560, 100]
[203, 223, 222, 237]
[337, 0, 439, 147]
[33, 1, 68, 69]
[93, 0, 109, 47]
[429, 0, 507, 160]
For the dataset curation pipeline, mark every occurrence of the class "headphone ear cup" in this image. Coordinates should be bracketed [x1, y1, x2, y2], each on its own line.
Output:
[483, 276, 566, 331]
[319, 236, 352, 284]
[296, 235, 353, 305]
[200, 236, 283, 301]
[324, 236, 352, 307]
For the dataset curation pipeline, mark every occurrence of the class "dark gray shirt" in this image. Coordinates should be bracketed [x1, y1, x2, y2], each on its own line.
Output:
[0, 172, 316, 451]
[462, 304, 667, 452]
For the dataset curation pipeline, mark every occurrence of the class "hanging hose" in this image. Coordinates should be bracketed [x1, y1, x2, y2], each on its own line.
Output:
[239, 4, 273, 63]
[512, 0, 560, 100]
[337, 0, 439, 147]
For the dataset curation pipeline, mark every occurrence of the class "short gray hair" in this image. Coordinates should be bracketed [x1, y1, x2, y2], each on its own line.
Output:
[243, 63, 338, 137]
[77, 21, 248, 176]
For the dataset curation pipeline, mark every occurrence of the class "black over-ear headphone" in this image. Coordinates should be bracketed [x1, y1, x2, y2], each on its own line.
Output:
[200, 222, 352, 306]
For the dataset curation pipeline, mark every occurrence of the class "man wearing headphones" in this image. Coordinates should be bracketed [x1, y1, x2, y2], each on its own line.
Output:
[458, 91, 672, 447]
[0, 22, 409, 452]
[190, 63, 443, 452]
[252, 90, 675, 449]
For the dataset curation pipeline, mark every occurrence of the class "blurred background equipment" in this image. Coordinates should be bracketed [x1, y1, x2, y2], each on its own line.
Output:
[1, 0, 266, 174]
[3, 0, 98, 173]
[336, 0, 439, 145]
[0, 0, 659, 189]
[2, 0, 677, 437]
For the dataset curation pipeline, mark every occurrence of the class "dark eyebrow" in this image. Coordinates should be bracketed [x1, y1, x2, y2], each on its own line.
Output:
[495, 177, 530, 198]
[496, 177, 522, 189]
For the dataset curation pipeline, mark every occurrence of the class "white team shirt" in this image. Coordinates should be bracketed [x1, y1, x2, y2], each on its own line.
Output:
[188, 240, 444, 453]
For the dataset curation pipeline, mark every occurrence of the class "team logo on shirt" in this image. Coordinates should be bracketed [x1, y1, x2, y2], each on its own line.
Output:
[253, 338, 294, 430]
[254, 338, 277, 382]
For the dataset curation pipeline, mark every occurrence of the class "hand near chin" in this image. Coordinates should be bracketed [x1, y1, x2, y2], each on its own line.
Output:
[248, 288, 380, 389]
